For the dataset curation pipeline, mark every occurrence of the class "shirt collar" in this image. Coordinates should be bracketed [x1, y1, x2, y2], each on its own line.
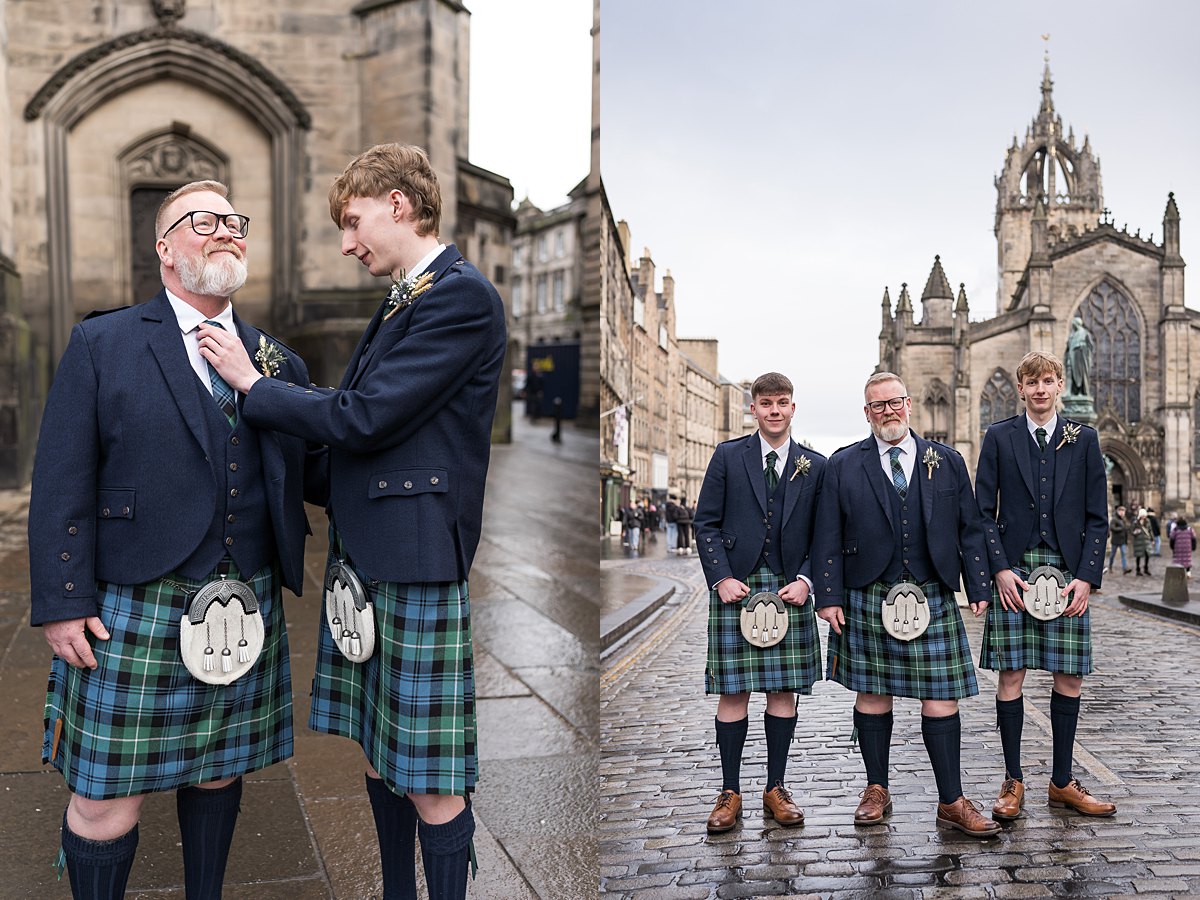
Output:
[166, 289, 235, 335]
[408, 243, 447, 279]
[758, 432, 790, 461]
[874, 430, 916, 458]
[1026, 412, 1058, 437]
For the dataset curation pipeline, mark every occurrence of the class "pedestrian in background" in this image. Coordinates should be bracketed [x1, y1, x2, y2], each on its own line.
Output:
[625, 502, 643, 553]
[1105, 505, 1130, 574]
[1148, 508, 1162, 557]
[665, 496, 679, 552]
[1172, 517, 1195, 577]
[1132, 509, 1153, 577]
[676, 496, 693, 555]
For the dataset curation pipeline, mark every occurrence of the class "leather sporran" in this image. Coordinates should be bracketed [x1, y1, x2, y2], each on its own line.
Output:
[881, 581, 930, 642]
[324, 559, 376, 663]
[179, 576, 264, 685]
[1024, 565, 1068, 621]
[740, 591, 789, 648]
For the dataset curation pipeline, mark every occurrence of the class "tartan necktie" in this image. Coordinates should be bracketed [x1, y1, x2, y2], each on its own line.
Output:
[889, 447, 907, 499]
[203, 320, 238, 427]
[1035, 427, 1047, 451]
[765, 450, 779, 492]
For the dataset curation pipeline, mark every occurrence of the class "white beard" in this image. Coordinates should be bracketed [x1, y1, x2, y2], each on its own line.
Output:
[176, 248, 247, 297]
[876, 420, 908, 442]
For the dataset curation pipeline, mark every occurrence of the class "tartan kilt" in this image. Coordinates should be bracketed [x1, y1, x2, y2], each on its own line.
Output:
[309, 541, 477, 796]
[705, 565, 822, 695]
[979, 546, 1092, 675]
[826, 579, 978, 700]
[42, 561, 292, 801]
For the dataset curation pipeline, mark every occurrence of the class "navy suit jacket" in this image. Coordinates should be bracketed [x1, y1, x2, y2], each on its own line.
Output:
[812, 431, 992, 608]
[975, 414, 1109, 586]
[242, 245, 506, 583]
[28, 291, 314, 625]
[693, 433, 827, 587]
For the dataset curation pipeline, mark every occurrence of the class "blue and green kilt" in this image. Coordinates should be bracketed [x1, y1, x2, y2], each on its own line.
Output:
[705, 565, 822, 695]
[826, 579, 978, 700]
[979, 546, 1092, 676]
[42, 560, 292, 801]
[309, 541, 477, 796]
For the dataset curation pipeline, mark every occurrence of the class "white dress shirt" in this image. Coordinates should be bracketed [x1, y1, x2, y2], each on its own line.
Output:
[758, 432, 788, 480]
[1026, 412, 1058, 448]
[166, 290, 238, 395]
[874, 430, 917, 488]
[408, 242, 446, 279]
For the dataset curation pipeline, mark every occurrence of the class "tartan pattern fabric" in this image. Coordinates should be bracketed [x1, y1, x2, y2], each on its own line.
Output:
[826, 579, 978, 700]
[705, 565, 822, 695]
[203, 320, 237, 426]
[889, 447, 907, 498]
[979, 545, 1093, 675]
[42, 561, 292, 800]
[310, 540, 477, 796]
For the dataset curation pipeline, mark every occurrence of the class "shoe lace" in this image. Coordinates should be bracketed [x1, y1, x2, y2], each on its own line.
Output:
[1070, 779, 1092, 796]
[768, 782, 793, 802]
[714, 791, 736, 810]
[860, 785, 888, 804]
[1000, 777, 1019, 798]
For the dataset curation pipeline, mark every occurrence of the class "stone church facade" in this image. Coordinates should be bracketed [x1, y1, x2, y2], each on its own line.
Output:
[879, 62, 1198, 519]
[0, 0, 516, 486]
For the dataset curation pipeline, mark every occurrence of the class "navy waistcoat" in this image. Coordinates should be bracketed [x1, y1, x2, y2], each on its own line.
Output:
[1026, 431, 1060, 552]
[883, 463, 934, 584]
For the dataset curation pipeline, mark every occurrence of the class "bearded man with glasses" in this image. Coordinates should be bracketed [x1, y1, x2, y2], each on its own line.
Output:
[29, 180, 320, 898]
[812, 372, 999, 838]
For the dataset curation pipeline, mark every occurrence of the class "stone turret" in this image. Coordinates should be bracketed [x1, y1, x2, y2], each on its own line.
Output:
[920, 255, 953, 328]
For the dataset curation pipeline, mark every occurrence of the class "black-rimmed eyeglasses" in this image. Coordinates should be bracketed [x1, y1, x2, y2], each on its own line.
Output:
[866, 396, 908, 414]
[162, 210, 251, 239]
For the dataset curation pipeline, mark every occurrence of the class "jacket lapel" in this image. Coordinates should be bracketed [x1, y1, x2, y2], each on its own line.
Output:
[233, 311, 285, 467]
[743, 435, 768, 515]
[1052, 418, 1075, 505]
[913, 432, 935, 526]
[1010, 416, 1036, 500]
[780, 440, 804, 526]
[861, 436, 894, 527]
[144, 291, 210, 453]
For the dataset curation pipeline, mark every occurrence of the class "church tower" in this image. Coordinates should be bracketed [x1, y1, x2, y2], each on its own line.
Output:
[993, 55, 1103, 314]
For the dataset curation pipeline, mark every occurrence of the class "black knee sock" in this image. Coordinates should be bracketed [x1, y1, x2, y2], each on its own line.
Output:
[763, 712, 797, 789]
[921, 713, 964, 805]
[365, 775, 418, 900]
[996, 696, 1025, 781]
[853, 708, 892, 789]
[715, 716, 748, 793]
[1050, 690, 1081, 789]
[61, 812, 139, 900]
[418, 803, 476, 900]
[176, 778, 242, 900]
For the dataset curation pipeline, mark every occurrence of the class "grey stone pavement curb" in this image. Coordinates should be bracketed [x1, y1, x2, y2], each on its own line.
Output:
[601, 571, 676, 650]
[1118, 591, 1200, 627]
[0, 405, 598, 899]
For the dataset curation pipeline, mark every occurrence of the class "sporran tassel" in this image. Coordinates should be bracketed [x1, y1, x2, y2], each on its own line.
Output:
[238, 640, 251, 663]
[222, 648, 233, 673]
[204, 647, 215, 671]
[350, 632, 362, 656]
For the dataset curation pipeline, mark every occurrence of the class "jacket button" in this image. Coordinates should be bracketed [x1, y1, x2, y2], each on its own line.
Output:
[379, 480, 388, 489]
[225, 537, 234, 546]
[65, 582, 74, 591]
[122, 507, 130, 516]
[101, 508, 110, 517]
[68, 526, 77, 535]
[430, 476, 439, 485]
[230, 488, 239, 497]
[287, 382, 295, 387]
[227, 514, 235, 523]
[231, 436, 240, 446]
[404, 481, 413, 489]
[230, 463, 238, 471]
[61, 552, 70, 561]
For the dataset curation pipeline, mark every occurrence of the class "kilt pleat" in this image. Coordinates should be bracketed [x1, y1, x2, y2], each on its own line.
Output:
[979, 546, 1092, 675]
[826, 579, 978, 700]
[42, 562, 293, 800]
[309, 545, 477, 796]
[705, 566, 823, 695]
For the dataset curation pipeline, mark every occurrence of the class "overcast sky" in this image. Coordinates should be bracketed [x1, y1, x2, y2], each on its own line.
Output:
[468, 0, 592, 211]
[603, 1, 1200, 454]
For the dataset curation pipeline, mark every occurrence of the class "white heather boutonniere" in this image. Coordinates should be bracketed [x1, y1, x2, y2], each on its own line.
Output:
[923, 446, 942, 480]
[789, 455, 812, 481]
[1056, 422, 1082, 451]
[382, 270, 436, 321]
[254, 335, 286, 377]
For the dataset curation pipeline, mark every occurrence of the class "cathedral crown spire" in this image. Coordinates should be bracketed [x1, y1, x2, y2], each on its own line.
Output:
[1038, 53, 1054, 120]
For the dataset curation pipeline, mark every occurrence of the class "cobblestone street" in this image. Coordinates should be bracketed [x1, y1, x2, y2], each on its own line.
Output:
[600, 550, 1200, 898]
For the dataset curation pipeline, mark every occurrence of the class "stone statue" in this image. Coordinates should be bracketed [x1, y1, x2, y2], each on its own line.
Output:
[1062, 316, 1097, 424]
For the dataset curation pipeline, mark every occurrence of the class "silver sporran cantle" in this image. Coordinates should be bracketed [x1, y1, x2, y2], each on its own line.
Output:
[882, 581, 930, 642]
[324, 559, 376, 662]
[179, 576, 264, 685]
[1024, 565, 1068, 621]
[739, 591, 789, 648]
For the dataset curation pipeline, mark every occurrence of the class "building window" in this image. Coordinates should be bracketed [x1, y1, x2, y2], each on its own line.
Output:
[633, 294, 644, 327]
[555, 230, 565, 257]
[1078, 280, 1142, 424]
[536, 275, 548, 313]
[538, 235, 548, 262]
[980, 368, 1017, 430]
[494, 264, 506, 285]
[553, 271, 565, 311]
[923, 379, 950, 443]
[513, 244, 525, 268]
[511, 279, 522, 318]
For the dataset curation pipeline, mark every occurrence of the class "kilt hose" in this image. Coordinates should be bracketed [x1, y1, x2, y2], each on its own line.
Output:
[979, 545, 1093, 676]
[826, 579, 978, 700]
[705, 565, 822, 695]
[310, 542, 477, 796]
[42, 560, 292, 801]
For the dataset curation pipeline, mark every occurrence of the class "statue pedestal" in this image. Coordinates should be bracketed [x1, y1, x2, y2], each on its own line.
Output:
[1061, 395, 1096, 425]
[1163, 565, 1190, 606]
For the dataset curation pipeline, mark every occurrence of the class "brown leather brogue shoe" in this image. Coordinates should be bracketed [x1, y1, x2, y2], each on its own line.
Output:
[762, 782, 804, 827]
[992, 777, 1025, 821]
[853, 784, 893, 825]
[935, 796, 1001, 838]
[1048, 778, 1117, 817]
[706, 789, 742, 834]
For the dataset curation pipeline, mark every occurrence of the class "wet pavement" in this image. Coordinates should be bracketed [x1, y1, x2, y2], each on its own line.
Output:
[0, 405, 597, 899]
[600, 551, 1200, 898]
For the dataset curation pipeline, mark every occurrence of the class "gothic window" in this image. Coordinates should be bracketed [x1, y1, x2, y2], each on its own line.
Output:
[1077, 281, 1141, 424]
[980, 369, 1017, 430]
[1022, 147, 1075, 204]
[923, 379, 950, 443]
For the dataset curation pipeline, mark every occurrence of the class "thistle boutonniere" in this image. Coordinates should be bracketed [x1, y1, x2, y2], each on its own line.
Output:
[923, 446, 942, 480]
[789, 455, 812, 481]
[382, 270, 436, 321]
[1055, 422, 1082, 451]
[254, 335, 286, 377]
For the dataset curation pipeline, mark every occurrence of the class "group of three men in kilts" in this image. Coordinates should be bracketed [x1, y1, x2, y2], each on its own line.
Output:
[30, 144, 504, 898]
[694, 356, 1115, 841]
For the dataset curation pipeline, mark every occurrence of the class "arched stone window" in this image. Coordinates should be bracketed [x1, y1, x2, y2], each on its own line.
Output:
[980, 369, 1017, 430]
[923, 378, 950, 443]
[1077, 281, 1141, 424]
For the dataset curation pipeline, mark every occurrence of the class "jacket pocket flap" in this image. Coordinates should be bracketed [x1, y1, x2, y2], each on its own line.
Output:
[369, 469, 449, 498]
[97, 488, 135, 519]
[842, 539, 858, 556]
[720, 530, 736, 549]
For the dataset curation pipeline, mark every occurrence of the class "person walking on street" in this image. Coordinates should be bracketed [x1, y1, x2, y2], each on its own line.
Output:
[975, 351, 1116, 822]
[1106, 505, 1130, 574]
[665, 495, 679, 552]
[1148, 508, 1162, 557]
[1172, 517, 1196, 576]
[676, 496, 694, 555]
[814, 372, 999, 839]
[1132, 510, 1153, 577]
[693, 372, 827, 835]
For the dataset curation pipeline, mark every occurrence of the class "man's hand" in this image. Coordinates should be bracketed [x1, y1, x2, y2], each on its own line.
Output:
[968, 600, 990, 618]
[778, 579, 810, 606]
[44, 616, 110, 669]
[816, 605, 844, 635]
[994, 568, 1029, 613]
[716, 578, 751, 605]
[198, 323, 264, 394]
[1061, 578, 1092, 617]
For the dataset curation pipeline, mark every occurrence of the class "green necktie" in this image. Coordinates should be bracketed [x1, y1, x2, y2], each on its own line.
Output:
[1035, 427, 1047, 451]
[765, 450, 779, 492]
